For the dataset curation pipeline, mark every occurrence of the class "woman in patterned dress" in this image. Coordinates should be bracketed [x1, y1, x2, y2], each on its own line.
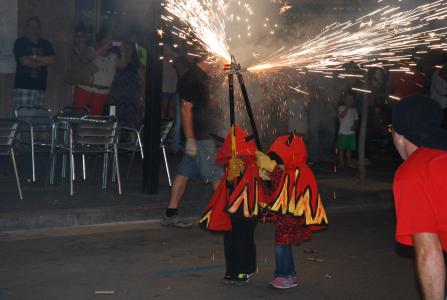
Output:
[108, 41, 145, 129]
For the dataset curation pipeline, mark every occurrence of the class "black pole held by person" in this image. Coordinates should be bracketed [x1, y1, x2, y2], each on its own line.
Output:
[225, 55, 262, 151]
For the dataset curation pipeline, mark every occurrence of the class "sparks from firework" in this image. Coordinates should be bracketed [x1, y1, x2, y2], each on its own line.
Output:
[163, 0, 447, 76]
[279, 2, 292, 14]
[248, 1, 447, 72]
[156, 28, 165, 39]
[162, 0, 447, 142]
[164, 0, 231, 62]
[163, 0, 283, 63]
[289, 85, 309, 95]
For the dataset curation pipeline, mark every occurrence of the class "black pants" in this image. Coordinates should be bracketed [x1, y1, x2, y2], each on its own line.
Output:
[224, 218, 257, 275]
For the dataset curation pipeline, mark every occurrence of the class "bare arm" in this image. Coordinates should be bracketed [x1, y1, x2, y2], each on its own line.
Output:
[413, 233, 446, 300]
[19, 56, 40, 67]
[34, 55, 56, 65]
[181, 100, 194, 138]
[19, 55, 55, 67]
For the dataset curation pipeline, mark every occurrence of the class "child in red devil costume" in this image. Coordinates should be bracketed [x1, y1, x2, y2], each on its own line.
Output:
[256, 133, 328, 289]
[199, 126, 265, 284]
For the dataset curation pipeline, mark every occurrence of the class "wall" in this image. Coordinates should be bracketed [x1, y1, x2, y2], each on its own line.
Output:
[0, 0, 161, 117]
[0, 0, 75, 116]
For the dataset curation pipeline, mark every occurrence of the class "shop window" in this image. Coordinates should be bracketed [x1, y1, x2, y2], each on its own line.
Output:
[76, 0, 131, 45]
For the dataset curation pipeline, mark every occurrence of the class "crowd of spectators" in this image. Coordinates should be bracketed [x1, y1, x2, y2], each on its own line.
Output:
[286, 57, 447, 168]
[12, 18, 168, 133]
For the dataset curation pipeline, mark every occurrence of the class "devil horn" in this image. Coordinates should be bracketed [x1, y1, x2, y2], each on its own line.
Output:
[286, 131, 295, 146]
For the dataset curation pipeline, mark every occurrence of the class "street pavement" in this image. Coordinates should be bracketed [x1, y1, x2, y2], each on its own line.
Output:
[0, 209, 421, 300]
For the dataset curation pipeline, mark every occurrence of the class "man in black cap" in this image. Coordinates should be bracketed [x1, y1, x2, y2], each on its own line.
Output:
[391, 96, 447, 300]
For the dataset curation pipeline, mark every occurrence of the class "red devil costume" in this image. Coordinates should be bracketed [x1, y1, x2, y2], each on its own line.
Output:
[259, 133, 328, 245]
[257, 133, 328, 287]
[199, 125, 264, 282]
[199, 125, 264, 230]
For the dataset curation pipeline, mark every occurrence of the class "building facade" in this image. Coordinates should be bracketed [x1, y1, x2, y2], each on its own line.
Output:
[0, 0, 157, 116]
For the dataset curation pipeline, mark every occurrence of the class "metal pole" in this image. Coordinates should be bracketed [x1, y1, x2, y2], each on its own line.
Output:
[236, 72, 262, 151]
[228, 73, 235, 127]
[142, 9, 163, 194]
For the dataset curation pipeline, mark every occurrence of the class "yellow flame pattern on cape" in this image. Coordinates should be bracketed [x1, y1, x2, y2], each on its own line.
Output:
[199, 209, 212, 228]
[267, 168, 328, 226]
[226, 180, 260, 218]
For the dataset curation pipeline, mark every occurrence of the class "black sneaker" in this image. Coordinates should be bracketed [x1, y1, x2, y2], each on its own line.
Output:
[222, 273, 249, 285]
[233, 273, 249, 285]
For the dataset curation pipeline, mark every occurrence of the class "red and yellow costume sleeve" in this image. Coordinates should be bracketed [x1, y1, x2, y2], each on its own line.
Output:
[199, 126, 266, 231]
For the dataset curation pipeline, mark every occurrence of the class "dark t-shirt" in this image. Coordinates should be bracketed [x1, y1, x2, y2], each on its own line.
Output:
[14, 37, 55, 91]
[177, 66, 220, 140]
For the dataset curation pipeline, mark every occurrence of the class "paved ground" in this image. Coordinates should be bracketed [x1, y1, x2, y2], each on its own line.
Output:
[0, 209, 421, 300]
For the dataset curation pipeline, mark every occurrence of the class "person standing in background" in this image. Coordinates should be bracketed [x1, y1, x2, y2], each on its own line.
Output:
[387, 64, 426, 100]
[13, 17, 56, 109]
[336, 91, 359, 168]
[430, 65, 447, 128]
[108, 41, 144, 130]
[64, 26, 98, 97]
[72, 29, 126, 116]
[129, 29, 148, 70]
[161, 45, 181, 153]
[73, 25, 88, 57]
[161, 45, 178, 121]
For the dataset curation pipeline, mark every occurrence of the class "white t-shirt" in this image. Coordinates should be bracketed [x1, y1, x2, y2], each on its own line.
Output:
[338, 105, 358, 135]
[79, 52, 117, 94]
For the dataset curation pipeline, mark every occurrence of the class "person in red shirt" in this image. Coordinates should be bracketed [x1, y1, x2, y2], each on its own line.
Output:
[387, 69, 427, 100]
[392, 95, 447, 300]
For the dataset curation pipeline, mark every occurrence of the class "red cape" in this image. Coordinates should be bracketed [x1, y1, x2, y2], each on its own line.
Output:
[199, 126, 265, 231]
[261, 133, 328, 229]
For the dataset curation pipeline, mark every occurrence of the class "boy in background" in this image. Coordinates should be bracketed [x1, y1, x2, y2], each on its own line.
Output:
[336, 91, 359, 168]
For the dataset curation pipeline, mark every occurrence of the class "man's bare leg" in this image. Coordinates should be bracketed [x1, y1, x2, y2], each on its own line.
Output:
[167, 174, 189, 209]
[162, 174, 193, 228]
[413, 232, 446, 300]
